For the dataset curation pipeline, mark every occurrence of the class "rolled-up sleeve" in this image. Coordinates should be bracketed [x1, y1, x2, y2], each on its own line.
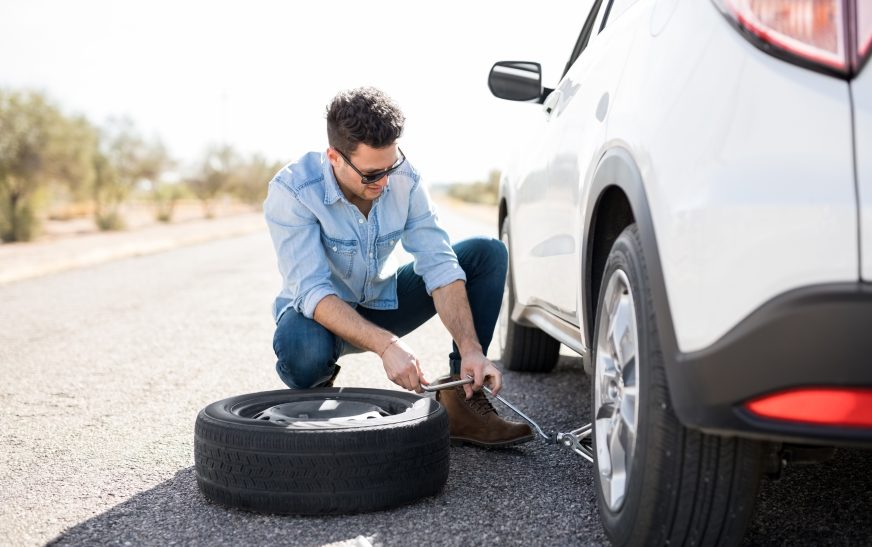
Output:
[263, 179, 336, 319]
[401, 178, 467, 294]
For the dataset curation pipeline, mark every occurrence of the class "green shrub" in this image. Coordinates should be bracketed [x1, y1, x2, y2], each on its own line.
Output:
[153, 183, 183, 223]
[95, 211, 125, 231]
[0, 195, 39, 242]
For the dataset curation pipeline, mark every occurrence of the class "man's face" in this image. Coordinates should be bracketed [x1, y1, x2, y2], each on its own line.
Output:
[327, 143, 400, 204]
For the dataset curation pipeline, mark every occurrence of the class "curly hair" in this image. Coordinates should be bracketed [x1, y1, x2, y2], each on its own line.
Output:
[326, 87, 405, 155]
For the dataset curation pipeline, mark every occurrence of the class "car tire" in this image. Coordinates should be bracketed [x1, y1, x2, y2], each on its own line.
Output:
[194, 388, 449, 515]
[497, 220, 560, 372]
[592, 224, 764, 545]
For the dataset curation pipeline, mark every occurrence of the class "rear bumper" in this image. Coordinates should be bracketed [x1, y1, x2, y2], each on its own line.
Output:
[668, 282, 872, 445]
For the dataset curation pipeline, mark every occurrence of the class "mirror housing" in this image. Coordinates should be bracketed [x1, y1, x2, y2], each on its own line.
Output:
[488, 61, 543, 102]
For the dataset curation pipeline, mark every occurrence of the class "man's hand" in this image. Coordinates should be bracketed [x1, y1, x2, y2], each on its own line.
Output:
[381, 338, 429, 393]
[460, 351, 503, 399]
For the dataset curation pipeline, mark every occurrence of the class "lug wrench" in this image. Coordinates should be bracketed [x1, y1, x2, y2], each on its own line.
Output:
[422, 376, 593, 462]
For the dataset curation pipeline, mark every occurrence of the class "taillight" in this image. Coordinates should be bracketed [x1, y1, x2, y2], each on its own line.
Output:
[745, 387, 872, 428]
[713, 0, 872, 78]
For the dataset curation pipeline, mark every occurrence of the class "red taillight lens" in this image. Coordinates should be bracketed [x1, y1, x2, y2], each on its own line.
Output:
[745, 387, 872, 428]
[714, 0, 870, 77]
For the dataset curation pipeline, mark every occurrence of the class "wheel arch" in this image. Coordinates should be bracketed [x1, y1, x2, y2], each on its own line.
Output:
[582, 147, 679, 380]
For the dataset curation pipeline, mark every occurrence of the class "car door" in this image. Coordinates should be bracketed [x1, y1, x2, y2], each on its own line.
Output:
[511, 0, 607, 315]
[536, 0, 639, 322]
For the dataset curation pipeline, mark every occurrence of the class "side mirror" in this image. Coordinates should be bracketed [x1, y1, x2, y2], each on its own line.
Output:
[488, 61, 543, 102]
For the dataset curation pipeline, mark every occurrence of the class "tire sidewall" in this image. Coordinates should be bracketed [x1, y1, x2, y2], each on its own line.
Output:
[194, 388, 450, 515]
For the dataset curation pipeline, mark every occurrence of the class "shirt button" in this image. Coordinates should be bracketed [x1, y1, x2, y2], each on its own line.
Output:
[369, 252, 373, 258]
[358, 218, 364, 224]
[332, 246, 337, 252]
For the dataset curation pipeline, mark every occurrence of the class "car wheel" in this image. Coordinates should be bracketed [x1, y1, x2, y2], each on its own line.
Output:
[592, 224, 764, 545]
[498, 220, 560, 372]
[194, 388, 449, 515]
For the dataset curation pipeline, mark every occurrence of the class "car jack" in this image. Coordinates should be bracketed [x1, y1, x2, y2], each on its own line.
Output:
[423, 376, 593, 462]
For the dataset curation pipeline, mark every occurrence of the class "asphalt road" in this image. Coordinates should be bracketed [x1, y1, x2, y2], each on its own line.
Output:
[1, 201, 870, 546]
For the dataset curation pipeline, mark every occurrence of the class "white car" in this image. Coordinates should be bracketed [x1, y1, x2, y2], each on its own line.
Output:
[490, 0, 872, 544]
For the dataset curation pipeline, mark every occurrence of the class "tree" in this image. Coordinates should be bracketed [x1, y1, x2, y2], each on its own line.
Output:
[134, 139, 180, 222]
[93, 117, 166, 230]
[230, 153, 280, 207]
[187, 144, 239, 218]
[0, 90, 95, 242]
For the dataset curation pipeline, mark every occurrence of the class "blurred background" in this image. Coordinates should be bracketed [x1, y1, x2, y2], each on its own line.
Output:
[0, 0, 591, 244]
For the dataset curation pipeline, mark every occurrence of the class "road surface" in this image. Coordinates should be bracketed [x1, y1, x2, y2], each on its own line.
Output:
[1, 200, 870, 546]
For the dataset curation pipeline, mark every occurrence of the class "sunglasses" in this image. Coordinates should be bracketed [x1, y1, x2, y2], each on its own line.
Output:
[335, 147, 406, 184]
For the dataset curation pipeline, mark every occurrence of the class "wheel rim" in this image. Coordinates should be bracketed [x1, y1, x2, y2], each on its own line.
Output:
[594, 268, 640, 512]
[498, 229, 511, 353]
[252, 400, 391, 425]
[229, 393, 416, 429]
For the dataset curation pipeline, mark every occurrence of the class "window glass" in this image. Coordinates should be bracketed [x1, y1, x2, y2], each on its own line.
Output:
[592, 0, 612, 34]
[563, 0, 608, 76]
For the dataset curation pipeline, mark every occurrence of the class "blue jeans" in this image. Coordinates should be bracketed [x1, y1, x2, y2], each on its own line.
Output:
[272, 237, 508, 389]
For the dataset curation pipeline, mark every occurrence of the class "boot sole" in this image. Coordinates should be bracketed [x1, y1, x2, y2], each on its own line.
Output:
[449, 433, 536, 449]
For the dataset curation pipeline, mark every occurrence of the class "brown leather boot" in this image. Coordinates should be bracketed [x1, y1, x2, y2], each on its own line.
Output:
[434, 375, 534, 448]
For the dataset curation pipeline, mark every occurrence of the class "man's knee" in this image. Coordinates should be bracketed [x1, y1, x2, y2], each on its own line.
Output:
[273, 311, 337, 389]
[456, 236, 507, 276]
[482, 236, 508, 268]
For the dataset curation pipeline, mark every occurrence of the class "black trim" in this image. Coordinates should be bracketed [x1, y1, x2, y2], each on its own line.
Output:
[562, 0, 606, 79]
[598, 0, 615, 33]
[583, 147, 681, 387]
[673, 283, 872, 445]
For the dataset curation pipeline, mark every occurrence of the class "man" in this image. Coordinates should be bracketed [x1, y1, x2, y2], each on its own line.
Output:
[263, 87, 532, 447]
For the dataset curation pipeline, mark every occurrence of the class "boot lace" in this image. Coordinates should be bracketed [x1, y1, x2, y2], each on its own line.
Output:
[463, 388, 497, 416]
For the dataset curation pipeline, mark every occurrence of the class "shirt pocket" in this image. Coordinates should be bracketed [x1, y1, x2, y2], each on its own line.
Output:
[321, 233, 358, 279]
[376, 230, 402, 261]
[375, 229, 402, 278]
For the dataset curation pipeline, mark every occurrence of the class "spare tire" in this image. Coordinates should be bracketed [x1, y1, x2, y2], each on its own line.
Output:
[194, 388, 449, 515]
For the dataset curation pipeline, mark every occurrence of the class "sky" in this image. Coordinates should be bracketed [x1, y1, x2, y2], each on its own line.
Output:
[0, 0, 593, 184]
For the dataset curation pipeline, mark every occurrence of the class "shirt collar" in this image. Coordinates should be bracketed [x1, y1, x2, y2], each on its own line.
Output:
[322, 153, 344, 205]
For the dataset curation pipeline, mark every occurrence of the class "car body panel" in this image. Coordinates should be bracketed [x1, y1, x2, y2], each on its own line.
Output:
[511, 0, 638, 326]
[853, 61, 872, 281]
[542, 6, 638, 322]
[604, 0, 858, 353]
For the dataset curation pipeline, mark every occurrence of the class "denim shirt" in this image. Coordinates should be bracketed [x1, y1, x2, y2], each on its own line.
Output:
[264, 151, 466, 323]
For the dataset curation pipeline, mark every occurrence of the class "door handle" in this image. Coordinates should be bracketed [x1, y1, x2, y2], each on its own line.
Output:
[543, 89, 562, 116]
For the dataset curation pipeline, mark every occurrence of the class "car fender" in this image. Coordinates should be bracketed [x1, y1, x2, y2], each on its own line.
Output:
[581, 146, 687, 416]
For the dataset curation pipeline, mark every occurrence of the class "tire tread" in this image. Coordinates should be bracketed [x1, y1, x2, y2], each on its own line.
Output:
[595, 225, 763, 546]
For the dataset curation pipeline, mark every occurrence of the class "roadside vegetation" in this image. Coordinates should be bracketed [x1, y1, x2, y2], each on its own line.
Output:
[443, 169, 499, 206]
[0, 89, 281, 243]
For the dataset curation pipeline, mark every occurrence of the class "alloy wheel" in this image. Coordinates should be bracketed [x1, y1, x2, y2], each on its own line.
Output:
[594, 268, 640, 512]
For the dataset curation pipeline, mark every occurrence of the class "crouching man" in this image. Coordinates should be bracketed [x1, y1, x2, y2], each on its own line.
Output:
[263, 86, 532, 448]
